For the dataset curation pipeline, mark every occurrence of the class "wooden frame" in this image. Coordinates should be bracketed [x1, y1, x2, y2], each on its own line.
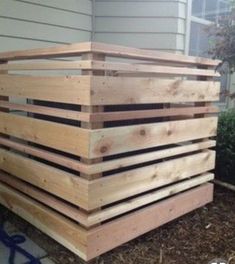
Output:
[0, 42, 220, 261]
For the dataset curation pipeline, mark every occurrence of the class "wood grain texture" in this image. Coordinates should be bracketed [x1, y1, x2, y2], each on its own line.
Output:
[0, 171, 88, 226]
[0, 60, 219, 76]
[89, 106, 219, 122]
[87, 173, 214, 226]
[88, 150, 215, 209]
[0, 42, 219, 66]
[87, 183, 214, 260]
[91, 42, 220, 66]
[0, 100, 90, 122]
[0, 137, 216, 175]
[90, 77, 220, 105]
[0, 181, 88, 260]
[86, 140, 216, 174]
[90, 61, 219, 76]
[0, 41, 220, 261]
[0, 112, 90, 157]
[89, 117, 218, 158]
[0, 148, 89, 208]
[0, 75, 91, 105]
[0, 137, 88, 173]
[0, 42, 92, 61]
[0, 60, 93, 71]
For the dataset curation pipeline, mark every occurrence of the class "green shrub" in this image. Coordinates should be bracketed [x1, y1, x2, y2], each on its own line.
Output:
[216, 109, 235, 184]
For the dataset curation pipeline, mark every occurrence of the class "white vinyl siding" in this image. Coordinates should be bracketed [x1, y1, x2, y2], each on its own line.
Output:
[0, 0, 187, 53]
[0, 0, 92, 52]
[94, 0, 187, 52]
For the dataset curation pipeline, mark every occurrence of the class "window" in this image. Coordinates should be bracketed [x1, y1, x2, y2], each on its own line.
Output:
[190, 0, 231, 104]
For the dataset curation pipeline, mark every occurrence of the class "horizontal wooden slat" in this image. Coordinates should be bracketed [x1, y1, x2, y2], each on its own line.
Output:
[87, 183, 213, 260]
[0, 60, 220, 77]
[90, 77, 220, 105]
[0, 170, 214, 228]
[0, 148, 88, 208]
[88, 173, 214, 226]
[91, 42, 220, 66]
[89, 117, 218, 158]
[90, 61, 219, 77]
[0, 76, 220, 106]
[0, 112, 89, 157]
[0, 42, 220, 66]
[0, 181, 88, 260]
[0, 61, 92, 71]
[0, 75, 91, 105]
[88, 150, 215, 209]
[90, 106, 219, 122]
[0, 171, 88, 226]
[0, 137, 216, 175]
[0, 101, 90, 122]
[0, 101, 218, 123]
[0, 137, 88, 173]
[87, 140, 216, 174]
[0, 42, 92, 61]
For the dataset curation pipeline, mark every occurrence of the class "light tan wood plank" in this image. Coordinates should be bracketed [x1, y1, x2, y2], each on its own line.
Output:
[90, 106, 219, 122]
[0, 42, 220, 66]
[91, 61, 219, 76]
[0, 75, 91, 105]
[0, 181, 88, 261]
[0, 112, 90, 157]
[81, 53, 105, 181]
[0, 42, 92, 61]
[0, 137, 216, 175]
[0, 137, 88, 173]
[89, 117, 218, 158]
[86, 140, 216, 174]
[0, 60, 92, 71]
[0, 171, 88, 226]
[0, 100, 90, 122]
[88, 150, 215, 209]
[90, 77, 220, 105]
[88, 173, 214, 226]
[91, 42, 220, 66]
[0, 60, 220, 77]
[0, 148, 89, 208]
[87, 183, 214, 260]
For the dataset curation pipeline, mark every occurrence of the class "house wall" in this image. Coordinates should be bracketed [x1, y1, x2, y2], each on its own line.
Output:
[0, 0, 188, 53]
[94, 0, 187, 53]
[0, 0, 92, 52]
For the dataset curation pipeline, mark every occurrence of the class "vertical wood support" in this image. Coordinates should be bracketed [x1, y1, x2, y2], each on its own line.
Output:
[0, 61, 9, 149]
[80, 53, 105, 227]
[195, 66, 214, 118]
[81, 53, 105, 180]
[195, 66, 214, 145]
[0, 61, 8, 112]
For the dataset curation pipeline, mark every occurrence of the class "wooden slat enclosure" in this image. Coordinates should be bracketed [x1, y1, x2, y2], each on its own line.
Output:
[0, 42, 220, 261]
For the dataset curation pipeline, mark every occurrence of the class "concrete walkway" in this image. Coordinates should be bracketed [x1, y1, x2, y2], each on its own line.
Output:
[0, 222, 54, 264]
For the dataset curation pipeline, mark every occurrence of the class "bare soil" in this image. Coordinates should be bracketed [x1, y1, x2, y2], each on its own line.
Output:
[0, 185, 235, 264]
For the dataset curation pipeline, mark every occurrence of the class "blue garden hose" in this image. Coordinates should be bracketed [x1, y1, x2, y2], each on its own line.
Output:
[0, 223, 41, 264]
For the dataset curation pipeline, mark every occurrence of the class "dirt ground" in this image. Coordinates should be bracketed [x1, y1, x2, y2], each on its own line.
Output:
[0, 185, 235, 264]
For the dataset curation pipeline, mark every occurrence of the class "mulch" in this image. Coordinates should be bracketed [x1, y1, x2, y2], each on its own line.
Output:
[0, 185, 234, 264]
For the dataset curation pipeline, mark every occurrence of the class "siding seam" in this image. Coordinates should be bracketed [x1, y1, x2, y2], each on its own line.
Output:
[0, 16, 92, 32]
[14, 0, 92, 16]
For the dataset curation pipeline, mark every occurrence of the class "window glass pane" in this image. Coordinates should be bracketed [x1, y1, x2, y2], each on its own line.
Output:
[205, 0, 218, 22]
[192, 0, 204, 17]
[219, 1, 230, 23]
[205, 0, 217, 13]
[189, 22, 211, 57]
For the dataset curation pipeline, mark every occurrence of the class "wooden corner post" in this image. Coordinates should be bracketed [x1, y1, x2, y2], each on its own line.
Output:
[0, 61, 8, 112]
[81, 52, 105, 180]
